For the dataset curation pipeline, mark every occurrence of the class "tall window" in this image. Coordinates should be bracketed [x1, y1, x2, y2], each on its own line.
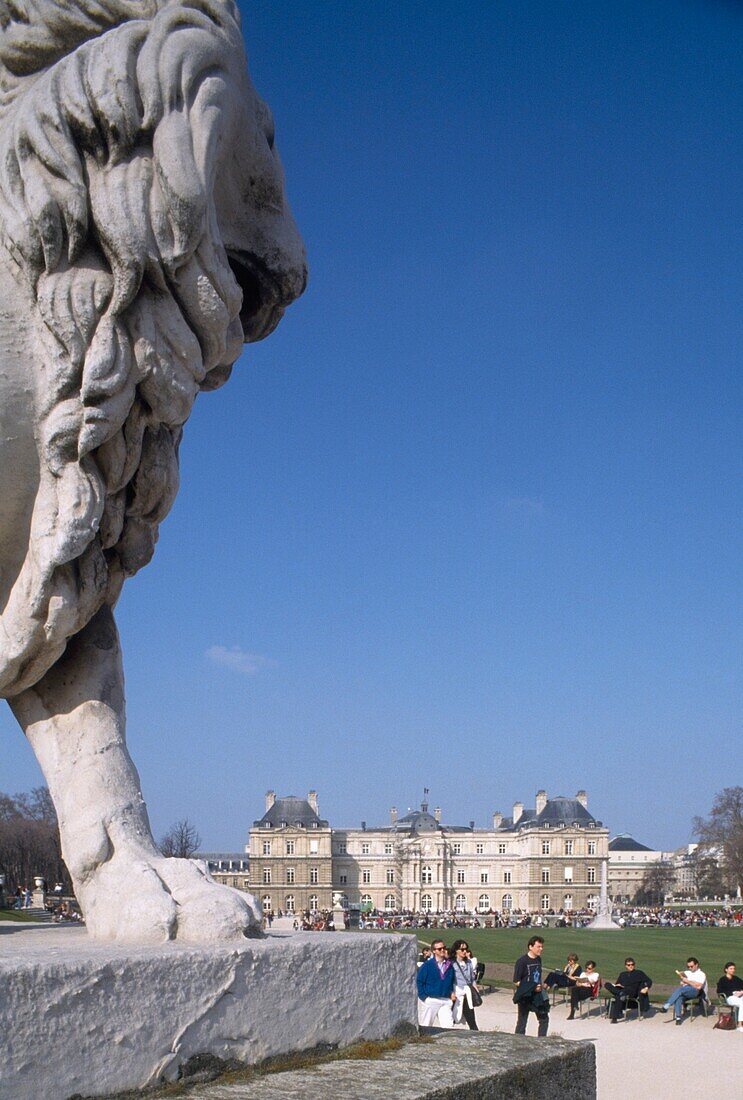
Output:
[261, 894, 272, 911]
[587, 867, 596, 884]
[286, 868, 295, 884]
[588, 840, 596, 855]
[337, 842, 347, 855]
[452, 843, 462, 855]
[502, 893, 513, 910]
[455, 894, 467, 912]
[285, 840, 295, 855]
[384, 893, 396, 911]
[309, 839, 319, 854]
[587, 893, 598, 910]
[477, 894, 490, 912]
[541, 840, 550, 855]
[421, 894, 433, 912]
[541, 868, 550, 883]
[564, 840, 574, 855]
[285, 895, 295, 912]
[498, 843, 507, 854]
[480, 870, 489, 884]
[360, 894, 372, 908]
[386, 868, 395, 884]
[563, 894, 573, 909]
[309, 895, 319, 910]
[457, 869, 466, 884]
[362, 868, 371, 884]
[503, 869, 512, 884]
[564, 866, 573, 883]
[262, 868, 271, 884]
[384, 843, 393, 855]
[541, 894, 550, 911]
[421, 865, 432, 884]
[361, 842, 370, 855]
[262, 840, 271, 856]
[310, 867, 318, 884]
[476, 843, 484, 855]
[339, 873, 347, 885]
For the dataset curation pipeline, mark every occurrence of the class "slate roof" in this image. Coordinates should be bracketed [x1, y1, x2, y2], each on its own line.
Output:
[254, 795, 328, 828]
[609, 834, 653, 852]
[498, 796, 601, 831]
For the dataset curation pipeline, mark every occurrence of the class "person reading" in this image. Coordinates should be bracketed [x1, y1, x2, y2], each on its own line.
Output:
[604, 957, 652, 1021]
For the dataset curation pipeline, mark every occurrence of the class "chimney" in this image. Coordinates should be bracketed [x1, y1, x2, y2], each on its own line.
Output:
[576, 790, 588, 808]
[469, 820, 475, 830]
[361, 820, 366, 831]
[535, 790, 547, 815]
[513, 801, 524, 824]
[434, 806, 441, 823]
[390, 806, 397, 824]
[265, 790, 276, 811]
[493, 812, 503, 829]
[308, 790, 318, 814]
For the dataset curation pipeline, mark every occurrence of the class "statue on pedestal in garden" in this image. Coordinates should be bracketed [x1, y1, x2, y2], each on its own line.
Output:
[0, 0, 306, 942]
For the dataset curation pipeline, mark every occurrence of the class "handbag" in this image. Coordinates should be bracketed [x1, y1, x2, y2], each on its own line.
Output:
[469, 984, 483, 1007]
[714, 1009, 736, 1030]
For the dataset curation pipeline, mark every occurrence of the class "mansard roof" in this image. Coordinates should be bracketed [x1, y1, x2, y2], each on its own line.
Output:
[609, 834, 653, 852]
[254, 795, 328, 829]
[497, 796, 601, 831]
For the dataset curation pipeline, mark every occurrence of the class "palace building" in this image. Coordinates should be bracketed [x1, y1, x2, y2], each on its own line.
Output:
[245, 788, 609, 915]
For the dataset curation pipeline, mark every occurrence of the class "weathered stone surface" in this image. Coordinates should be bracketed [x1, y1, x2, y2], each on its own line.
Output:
[0, 0, 305, 944]
[0, 928, 415, 1099]
[183, 1031, 596, 1100]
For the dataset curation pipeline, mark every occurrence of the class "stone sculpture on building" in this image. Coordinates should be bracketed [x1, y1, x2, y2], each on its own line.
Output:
[0, 0, 306, 942]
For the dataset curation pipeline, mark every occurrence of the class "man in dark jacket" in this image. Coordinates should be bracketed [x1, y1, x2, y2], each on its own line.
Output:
[417, 939, 456, 1026]
[513, 935, 549, 1036]
[604, 957, 653, 1020]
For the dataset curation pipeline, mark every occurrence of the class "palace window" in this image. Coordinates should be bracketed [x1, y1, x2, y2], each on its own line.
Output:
[476, 843, 484, 855]
[286, 868, 295, 884]
[564, 894, 573, 909]
[480, 871, 489, 884]
[262, 840, 271, 856]
[564, 840, 574, 855]
[541, 840, 550, 855]
[477, 894, 490, 912]
[564, 866, 573, 883]
[588, 840, 596, 855]
[457, 869, 466, 884]
[309, 895, 319, 910]
[421, 865, 433, 884]
[309, 839, 319, 854]
[503, 869, 512, 884]
[339, 874, 347, 885]
[587, 867, 596, 883]
[362, 869, 371, 884]
[310, 867, 318, 884]
[337, 842, 347, 855]
[262, 894, 272, 911]
[502, 893, 513, 910]
[498, 843, 507, 854]
[361, 894, 372, 908]
[455, 894, 467, 912]
[421, 894, 433, 912]
[452, 843, 462, 855]
[384, 893, 396, 911]
[285, 895, 295, 912]
[541, 868, 550, 883]
[285, 840, 295, 856]
[541, 894, 550, 910]
[262, 868, 271, 884]
[384, 843, 393, 855]
[361, 842, 370, 855]
[386, 868, 395, 884]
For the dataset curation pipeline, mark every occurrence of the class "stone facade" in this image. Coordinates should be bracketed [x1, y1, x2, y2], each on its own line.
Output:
[247, 790, 609, 915]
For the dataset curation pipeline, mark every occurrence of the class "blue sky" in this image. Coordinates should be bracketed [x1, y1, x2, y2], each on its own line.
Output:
[2, 1, 740, 853]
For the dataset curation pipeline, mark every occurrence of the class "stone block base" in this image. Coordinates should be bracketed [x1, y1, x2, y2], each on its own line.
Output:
[0, 926, 416, 1099]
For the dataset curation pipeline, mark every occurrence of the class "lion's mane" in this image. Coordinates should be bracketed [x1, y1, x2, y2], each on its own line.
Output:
[0, 0, 247, 695]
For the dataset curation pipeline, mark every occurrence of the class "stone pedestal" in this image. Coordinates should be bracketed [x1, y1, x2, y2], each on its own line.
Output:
[0, 925, 416, 1099]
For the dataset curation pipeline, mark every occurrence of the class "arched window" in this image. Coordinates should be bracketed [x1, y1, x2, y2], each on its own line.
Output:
[477, 894, 490, 913]
[455, 894, 467, 912]
[540, 894, 550, 911]
[285, 895, 295, 912]
[261, 894, 272, 912]
[384, 893, 396, 911]
[563, 894, 573, 910]
[587, 893, 598, 911]
[421, 894, 433, 912]
[308, 894, 319, 911]
[501, 893, 512, 910]
[421, 865, 432, 884]
[360, 894, 373, 910]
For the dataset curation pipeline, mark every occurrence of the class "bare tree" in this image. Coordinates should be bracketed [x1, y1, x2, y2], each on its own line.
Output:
[160, 819, 202, 859]
[0, 787, 72, 897]
[693, 786, 743, 896]
[635, 861, 675, 905]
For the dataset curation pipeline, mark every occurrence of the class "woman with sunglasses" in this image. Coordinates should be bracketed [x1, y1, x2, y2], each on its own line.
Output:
[450, 939, 480, 1029]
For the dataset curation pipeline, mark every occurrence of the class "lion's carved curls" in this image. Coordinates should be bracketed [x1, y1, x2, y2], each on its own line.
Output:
[0, 0, 249, 695]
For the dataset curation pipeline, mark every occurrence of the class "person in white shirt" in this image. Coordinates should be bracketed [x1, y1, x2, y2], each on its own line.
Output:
[567, 960, 600, 1020]
[660, 957, 707, 1024]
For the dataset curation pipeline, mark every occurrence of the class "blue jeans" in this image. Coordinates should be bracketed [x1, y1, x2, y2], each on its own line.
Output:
[665, 985, 698, 1019]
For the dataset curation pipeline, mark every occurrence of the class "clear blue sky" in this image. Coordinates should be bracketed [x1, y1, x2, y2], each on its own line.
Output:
[2, 1, 740, 853]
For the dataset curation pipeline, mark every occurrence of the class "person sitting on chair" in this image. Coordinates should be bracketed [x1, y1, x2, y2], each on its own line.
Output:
[567, 960, 599, 1020]
[660, 957, 707, 1024]
[716, 961, 743, 1030]
[545, 953, 581, 989]
[604, 957, 652, 1021]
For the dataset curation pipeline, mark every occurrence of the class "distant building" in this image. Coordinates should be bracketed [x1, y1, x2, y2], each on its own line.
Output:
[247, 788, 609, 915]
[197, 852, 250, 892]
[607, 835, 668, 902]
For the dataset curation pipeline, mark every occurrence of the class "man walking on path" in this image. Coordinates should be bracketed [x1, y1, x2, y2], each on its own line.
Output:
[513, 934, 550, 1037]
[660, 957, 706, 1024]
[417, 939, 456, 1027]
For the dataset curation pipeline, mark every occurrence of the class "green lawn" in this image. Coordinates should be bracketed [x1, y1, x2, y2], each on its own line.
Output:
[407, 926, 743, 994]
[0, 909, 46, 923]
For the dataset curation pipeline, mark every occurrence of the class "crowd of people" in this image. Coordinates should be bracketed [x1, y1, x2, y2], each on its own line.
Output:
[416, 932, 743, 1038]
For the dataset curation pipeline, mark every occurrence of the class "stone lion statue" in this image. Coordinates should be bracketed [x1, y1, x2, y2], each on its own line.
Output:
[0, 0, 306, 941]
